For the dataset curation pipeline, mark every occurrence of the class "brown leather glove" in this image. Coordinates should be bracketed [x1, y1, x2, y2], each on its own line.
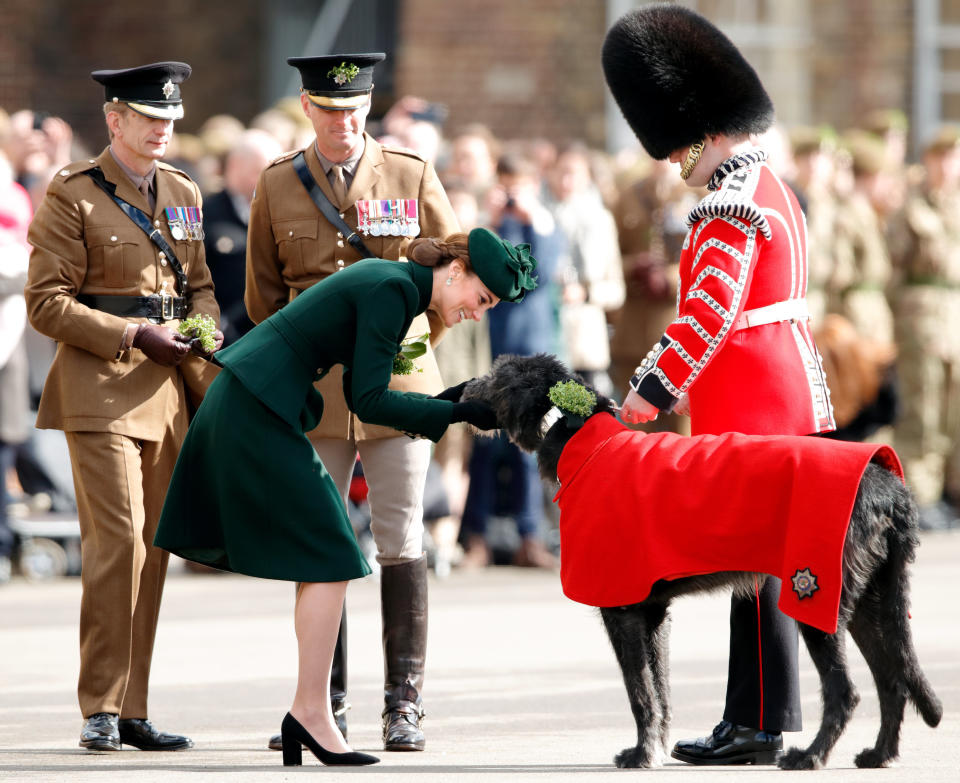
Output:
[133, 323, 191, 366]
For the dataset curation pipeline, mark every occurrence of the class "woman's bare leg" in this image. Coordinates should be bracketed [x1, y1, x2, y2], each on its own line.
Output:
[289, 580, 351, 753]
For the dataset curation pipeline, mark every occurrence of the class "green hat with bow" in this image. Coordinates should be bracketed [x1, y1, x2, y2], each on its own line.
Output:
[467, 227, 538, 303]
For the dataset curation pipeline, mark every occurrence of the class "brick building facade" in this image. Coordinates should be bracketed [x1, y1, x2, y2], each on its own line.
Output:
[0, 0, 950, 158]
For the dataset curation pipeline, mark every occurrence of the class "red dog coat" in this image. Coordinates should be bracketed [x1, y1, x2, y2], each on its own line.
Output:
[554, 413, 902, 633]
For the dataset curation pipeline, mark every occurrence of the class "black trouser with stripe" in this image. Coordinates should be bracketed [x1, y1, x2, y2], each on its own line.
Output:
[722, 576, 802, 732]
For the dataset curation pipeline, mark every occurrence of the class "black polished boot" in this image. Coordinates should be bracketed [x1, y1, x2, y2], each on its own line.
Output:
[329, 605, 350, 737]
[268, 606, 349, 751]
[381, 556, 428, 751]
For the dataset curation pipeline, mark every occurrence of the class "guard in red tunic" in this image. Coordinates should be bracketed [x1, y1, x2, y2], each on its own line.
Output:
[604, 4, 837, 765]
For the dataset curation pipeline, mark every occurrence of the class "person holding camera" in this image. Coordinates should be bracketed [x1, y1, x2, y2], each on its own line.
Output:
[459, 150, 563, 569]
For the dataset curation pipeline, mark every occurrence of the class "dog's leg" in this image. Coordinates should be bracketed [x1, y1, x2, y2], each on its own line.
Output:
[778, 625, 859, 770]
[847, 526, 943, 768]
[647, 609, 672, 756]
[847, 605, 907, 768]
[600, 604, 665, 768]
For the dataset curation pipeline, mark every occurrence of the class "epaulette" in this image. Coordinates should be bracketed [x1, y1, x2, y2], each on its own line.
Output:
[52, 159, 98, 182]
[686, 189, 772, 240]
[380, 144, 426, 163]
[265, 149, 301, 169]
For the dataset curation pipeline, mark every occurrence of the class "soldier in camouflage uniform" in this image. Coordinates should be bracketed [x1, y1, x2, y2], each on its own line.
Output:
[887, 126, 960, 523]
[831, 131, 896, 345]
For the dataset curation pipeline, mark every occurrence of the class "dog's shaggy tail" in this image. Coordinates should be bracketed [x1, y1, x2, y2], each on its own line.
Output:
[886, 480, 943, 728]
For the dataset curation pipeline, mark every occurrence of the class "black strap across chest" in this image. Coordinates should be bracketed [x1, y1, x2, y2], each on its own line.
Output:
[83, 167, 190, 298]
[291, 152, 374, 259]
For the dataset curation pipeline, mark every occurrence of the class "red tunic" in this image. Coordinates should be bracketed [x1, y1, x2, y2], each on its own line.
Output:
[630, 152, 835, 436]
[554, 413, 902, 633]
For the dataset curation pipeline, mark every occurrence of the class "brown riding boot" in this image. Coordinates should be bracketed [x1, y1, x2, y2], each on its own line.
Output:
[381, 556, 428, 751]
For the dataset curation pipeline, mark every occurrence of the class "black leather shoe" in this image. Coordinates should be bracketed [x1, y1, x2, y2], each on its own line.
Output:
[383, 701, 425, 751]
[671, 720, 783, 765]
[118, 718, 193, 751]
[269, 697, 348, 750]
[80, 712, 120, 751]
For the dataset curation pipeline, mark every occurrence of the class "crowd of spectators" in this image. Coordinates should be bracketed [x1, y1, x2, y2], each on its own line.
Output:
[1, 97, 958, 583]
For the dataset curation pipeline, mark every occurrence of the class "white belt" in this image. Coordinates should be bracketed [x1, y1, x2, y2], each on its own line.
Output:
[732, 298, 809, 332]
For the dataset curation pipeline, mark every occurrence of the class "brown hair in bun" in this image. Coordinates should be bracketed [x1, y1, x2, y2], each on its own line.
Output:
[407, 233, 473, 272]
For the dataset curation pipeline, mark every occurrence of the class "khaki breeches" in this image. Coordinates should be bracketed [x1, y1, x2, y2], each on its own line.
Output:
[66, 414, 186, 718]
[311, 435, 432, 565]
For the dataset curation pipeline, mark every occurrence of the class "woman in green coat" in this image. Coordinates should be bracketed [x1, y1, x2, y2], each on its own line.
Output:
[154, 227, 535, 766]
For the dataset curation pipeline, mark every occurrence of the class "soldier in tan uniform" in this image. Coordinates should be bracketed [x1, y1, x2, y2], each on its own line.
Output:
[788, 126, 841, 329]
[24, 62, 220, 752]
[887, 126, 960, 524]
[609, 157, 700, 435]
[246, 54, 458, 752]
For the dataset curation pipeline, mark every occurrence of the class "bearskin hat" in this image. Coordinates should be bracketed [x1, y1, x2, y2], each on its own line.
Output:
[601, 3, 774, 160]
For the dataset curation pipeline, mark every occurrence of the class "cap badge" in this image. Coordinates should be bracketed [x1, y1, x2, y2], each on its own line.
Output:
[327, 62, 360, 85]
[791, 568, 819, 600]
[162, 80, 175, 99]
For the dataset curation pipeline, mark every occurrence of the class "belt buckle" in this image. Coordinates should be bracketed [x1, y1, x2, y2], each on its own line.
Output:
[160, 292, 175, 321]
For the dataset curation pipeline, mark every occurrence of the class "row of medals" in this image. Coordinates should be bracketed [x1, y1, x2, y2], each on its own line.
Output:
[356, 199, 421, 237]
[165, 207, 204, 241]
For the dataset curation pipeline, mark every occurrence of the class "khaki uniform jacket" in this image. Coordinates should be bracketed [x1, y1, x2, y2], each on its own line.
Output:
[888, 185, 960, 361]
[609, 174, 697, 374]
[25, 147, 220, 441]
[245, 133, 459, 440]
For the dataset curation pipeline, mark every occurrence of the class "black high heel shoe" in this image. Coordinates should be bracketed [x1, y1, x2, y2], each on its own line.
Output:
[280, 712, 379, 766]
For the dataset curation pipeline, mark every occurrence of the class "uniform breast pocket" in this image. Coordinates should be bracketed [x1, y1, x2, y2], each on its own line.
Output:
[173, 238, 195, 271]
[85, 226, 142, 287]
[273, 218, 319, 276]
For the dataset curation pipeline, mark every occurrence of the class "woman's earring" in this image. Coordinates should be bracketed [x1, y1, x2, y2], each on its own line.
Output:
[446, 277, 453, 286]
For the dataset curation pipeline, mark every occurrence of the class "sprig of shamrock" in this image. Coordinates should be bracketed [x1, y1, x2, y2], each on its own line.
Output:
[547, 380, 597, 419]
[392, 333, 429, 375]
[178, 314, 218, 353]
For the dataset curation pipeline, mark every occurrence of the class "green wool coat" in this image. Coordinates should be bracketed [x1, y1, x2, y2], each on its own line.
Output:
[154, 258, 455, 581]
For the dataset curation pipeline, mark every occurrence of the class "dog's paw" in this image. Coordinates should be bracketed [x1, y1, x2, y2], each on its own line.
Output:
[854, 748, 892, 768]
[614, 746, 658, 769]
[777, 747, 823, 770]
